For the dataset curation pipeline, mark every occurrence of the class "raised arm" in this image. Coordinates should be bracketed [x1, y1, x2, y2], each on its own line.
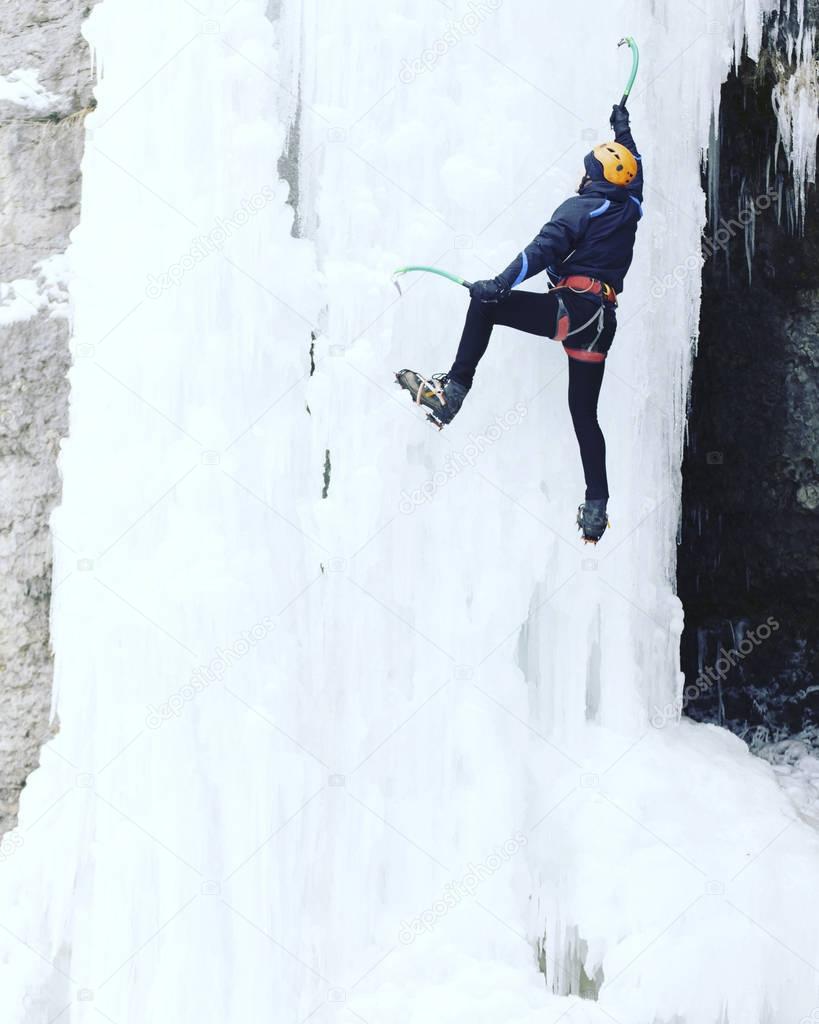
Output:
[610, 104, 644, 190]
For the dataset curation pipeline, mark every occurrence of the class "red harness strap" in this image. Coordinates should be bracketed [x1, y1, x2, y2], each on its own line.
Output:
[564, 347, 606, 363]
[556, 275, 618, 305]
[554, 294, 571, 342]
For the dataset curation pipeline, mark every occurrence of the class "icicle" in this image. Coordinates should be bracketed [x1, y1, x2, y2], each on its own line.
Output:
[771, 16, 819, 232]
[697, 626, 707, 677]
[739, 179, 757, 283]
[707, 109, 720, 228]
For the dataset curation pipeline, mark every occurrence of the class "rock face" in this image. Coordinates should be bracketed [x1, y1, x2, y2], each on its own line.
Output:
[679, 24, 819, 742]
[0, 2, 97, 832]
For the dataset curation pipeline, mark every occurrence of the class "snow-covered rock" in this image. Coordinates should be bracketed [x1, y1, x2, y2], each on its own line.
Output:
[0, 2, 97, 832]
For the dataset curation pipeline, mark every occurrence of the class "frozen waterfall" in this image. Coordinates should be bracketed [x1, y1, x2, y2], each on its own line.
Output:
[1, 1, 818, 1022]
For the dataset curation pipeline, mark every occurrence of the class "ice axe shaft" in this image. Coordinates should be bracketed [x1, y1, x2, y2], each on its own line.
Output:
[617, 36, 640, 108]
[392, 265, 471, 296]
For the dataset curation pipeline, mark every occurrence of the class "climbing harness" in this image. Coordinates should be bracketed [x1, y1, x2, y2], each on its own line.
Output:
[550, 275, 617, 358]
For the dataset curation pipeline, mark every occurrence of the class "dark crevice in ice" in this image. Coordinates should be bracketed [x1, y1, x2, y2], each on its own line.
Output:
[679, 6, 819, 743]
[322, 449, 331, 499]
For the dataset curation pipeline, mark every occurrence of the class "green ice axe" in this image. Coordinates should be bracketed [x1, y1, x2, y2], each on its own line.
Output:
[618, 36, 640, 108]
[394, 39, 639, 296]
[392, 265, 471, 297]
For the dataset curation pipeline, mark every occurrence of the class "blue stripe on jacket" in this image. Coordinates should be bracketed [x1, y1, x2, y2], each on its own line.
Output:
[511, 251, 529, 288]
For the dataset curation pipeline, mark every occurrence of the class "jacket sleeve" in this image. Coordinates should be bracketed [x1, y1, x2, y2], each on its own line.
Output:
[614, 116, 644, 190]
[497, 198, 590, 289]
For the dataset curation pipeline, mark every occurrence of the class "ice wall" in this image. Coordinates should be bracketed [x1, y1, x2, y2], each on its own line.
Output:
[0, 2, 818, 1023]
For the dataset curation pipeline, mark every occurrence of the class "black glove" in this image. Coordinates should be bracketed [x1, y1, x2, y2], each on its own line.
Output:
[610, 103, 630, 133]
[469, 277, 510, 303]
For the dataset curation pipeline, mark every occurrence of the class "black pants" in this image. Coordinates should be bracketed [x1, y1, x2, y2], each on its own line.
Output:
[449, 290, 614, 501]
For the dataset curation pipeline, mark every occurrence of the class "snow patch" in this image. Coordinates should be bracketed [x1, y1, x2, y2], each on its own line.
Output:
[0, 254, 72, 326]
[0, 68, 64, 112]
[758, 726, 819, 828]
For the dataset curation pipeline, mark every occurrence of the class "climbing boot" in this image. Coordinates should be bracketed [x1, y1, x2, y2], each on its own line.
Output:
[577, 498, 609, 544]
[395, 370, 469, 429]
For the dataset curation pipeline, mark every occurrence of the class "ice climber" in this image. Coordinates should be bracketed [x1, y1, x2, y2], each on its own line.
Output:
[396, 103, 643, 544]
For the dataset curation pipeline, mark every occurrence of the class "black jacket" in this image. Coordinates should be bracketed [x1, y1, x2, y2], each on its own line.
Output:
[497, 121, 643, 294]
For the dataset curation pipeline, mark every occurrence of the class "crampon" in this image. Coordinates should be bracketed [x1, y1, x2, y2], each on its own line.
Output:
[577, 500, 610, 544]
[395, 369, 468, 428]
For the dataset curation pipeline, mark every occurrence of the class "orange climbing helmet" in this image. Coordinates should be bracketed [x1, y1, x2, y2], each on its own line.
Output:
[585, 142, 638, 187]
